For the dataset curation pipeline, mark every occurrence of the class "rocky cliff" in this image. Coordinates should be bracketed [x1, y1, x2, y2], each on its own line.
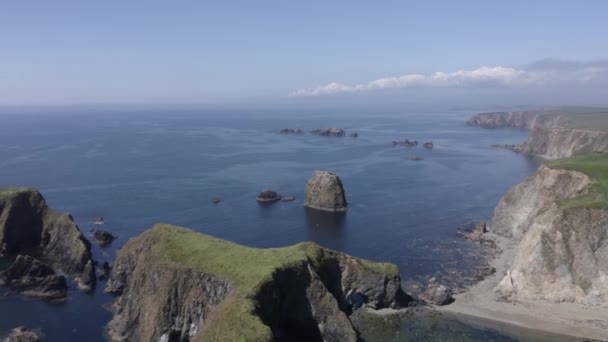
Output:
[490, 166, 608, 305]
[0, 188, 96, 291]
[518, 128, 608, 159]
[466, 111, 562, 129]
[106, 224, 410, 342]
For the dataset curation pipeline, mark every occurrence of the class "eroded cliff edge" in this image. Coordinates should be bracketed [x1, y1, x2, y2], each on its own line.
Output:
[467, 109, 608, 159]
[106, 224, 411, 342]
[491, 164, 608, 304]
[0, 188, 96, 290]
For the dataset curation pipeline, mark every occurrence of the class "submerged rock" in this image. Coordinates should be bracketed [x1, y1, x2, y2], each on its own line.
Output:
[304, 171, 348, 212]
[422, 142, 434, 148]
[5, 327, 41, 342]
[0, 188, 96, 291]
[421, 281, 453, 306]
[93, 230, 117, 247]
[310, 128, 345, 137]
[281, 196, 296, 202]
[255, 190, 282, 203]
[409, 156, 424, 161]
[93, 216, 104, 225]
[106, 224, 411, 341]
[350, 132, 359, 138]
[0, 255, 68, 301]
[211, 197, 221, 204]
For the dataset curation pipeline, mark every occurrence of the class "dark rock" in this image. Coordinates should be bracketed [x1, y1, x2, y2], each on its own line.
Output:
[393, 139, 418, 147]
[423, 142, 434, 148]
[211, 197, 221, 204]
[349, 132, 359, 138]
[93, 230, 117, 247]
[6, 327, 41, 342]
[465, 220, 488, 241]
[304, 171, 347, 212]
[474, 265, 496, 281]
[98, 261, 111, 280]
[410, 156, 424, 161]
[421, 281, 453, 306]
[256, 190, 282, 203]
[281, 196, 296, 202]
[279, 128, 304, 134]
[310, 128, 345, 137]
[0, 255, 68, 301]
[0, 188, 96, 291]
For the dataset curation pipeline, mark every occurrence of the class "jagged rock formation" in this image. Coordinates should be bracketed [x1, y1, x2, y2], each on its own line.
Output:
[106, 224, 410, 341]
[466, 111, 562, 129]
[5, 327, 41, 342]
[518, 128, 608, 159]
[92, 230, 117, 247]
[421, 283, 453, 306]
[256, 190, 282, 203]
[310, 128, 346, 137]
[304, 171, 348, 212]
[0, 188, 96, 291]
[490, 166, 608, 304]
[0, 255, 68, 300]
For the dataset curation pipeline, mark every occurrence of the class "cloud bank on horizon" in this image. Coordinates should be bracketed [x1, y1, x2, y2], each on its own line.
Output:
[291, 59, 608, 97]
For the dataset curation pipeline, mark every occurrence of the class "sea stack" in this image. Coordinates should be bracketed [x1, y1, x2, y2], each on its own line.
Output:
[304, 171, 347, 211]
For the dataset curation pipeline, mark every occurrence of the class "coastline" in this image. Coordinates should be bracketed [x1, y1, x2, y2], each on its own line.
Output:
[438, 232, 608, 341]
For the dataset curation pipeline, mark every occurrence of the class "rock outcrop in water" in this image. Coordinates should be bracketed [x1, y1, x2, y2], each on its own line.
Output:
[490, 166, 608, 304]
[0, 188, 96, 291]
[106, 224, 410, 341]
[466, 111, 562, 129]
[518, 128, 608, 159]
[304, 171, 348, 212]
[256, 190, 282, 203]
[0, 255, 68, 301]
[310, 128, 346, 137]
[5, 327, 41, 342]
[92, 230, 117, 247]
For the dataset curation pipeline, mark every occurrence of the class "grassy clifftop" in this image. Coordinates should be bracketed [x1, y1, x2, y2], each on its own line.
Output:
[546, 153, 608, 208]
[112, 224, 401, 341]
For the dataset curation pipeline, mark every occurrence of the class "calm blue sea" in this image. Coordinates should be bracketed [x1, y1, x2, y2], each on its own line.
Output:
[0, 107, 573, 341]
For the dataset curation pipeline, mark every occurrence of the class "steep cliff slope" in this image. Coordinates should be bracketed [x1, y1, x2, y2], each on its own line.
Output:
[0, 188, 96, 290]
[465, 111, 562, 129]
[490, 158, 608, 304]
[106, 224, 410, 342]
[519, 128, 608, 159]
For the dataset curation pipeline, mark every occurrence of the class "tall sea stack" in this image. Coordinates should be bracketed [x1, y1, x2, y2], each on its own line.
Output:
[304, 171, 348, 212]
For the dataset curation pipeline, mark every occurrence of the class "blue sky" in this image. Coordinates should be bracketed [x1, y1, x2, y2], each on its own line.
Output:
[1, 1, 607, 105]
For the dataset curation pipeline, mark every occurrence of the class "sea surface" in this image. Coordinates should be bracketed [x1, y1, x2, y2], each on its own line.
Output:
[0, 107, 577, 340]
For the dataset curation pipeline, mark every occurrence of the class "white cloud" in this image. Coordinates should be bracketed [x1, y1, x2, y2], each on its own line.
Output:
[290, 61, 608, 96]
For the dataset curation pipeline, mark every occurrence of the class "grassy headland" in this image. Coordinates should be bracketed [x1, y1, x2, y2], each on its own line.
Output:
[546, 153, 608, 208]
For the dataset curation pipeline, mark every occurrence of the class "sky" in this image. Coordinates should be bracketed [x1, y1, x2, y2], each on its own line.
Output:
[1, 1, 607, 107]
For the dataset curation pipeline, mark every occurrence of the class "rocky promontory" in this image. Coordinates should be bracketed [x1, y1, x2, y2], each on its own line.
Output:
[0, 188, 96, 291]
[0, 255, 68, 301]
[491, 162, 608, 304]
[106, 224, 410, 341]
[518, 128, 608, 159]
[466, 111, 562, 129]
[304, 171, 348, 212]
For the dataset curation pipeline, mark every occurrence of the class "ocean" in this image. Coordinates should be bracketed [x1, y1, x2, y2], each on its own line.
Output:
[0, 107, 573, 340]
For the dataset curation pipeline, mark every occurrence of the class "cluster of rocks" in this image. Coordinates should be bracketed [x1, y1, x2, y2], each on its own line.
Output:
[393, 140, 434, 148]
[0, 188, 117, 303]
[279, 127, 359, 138]
[255, 190, 297, 204]
[420, 278, 454, 306]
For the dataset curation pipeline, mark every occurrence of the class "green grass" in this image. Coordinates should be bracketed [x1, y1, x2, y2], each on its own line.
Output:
[546, 153, 608, 208]
[145, 224, 398, 341]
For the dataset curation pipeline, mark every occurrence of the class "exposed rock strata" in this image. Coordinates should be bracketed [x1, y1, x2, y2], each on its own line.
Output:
[0, 188, 96, 291]
[0, 255, 68, 300]
[490, 166, 608, 304]
[466, 111, 562, 129]
[304, 171, 348, 212]
[106, 224, 410, 341]
[519, 128, 608, 159]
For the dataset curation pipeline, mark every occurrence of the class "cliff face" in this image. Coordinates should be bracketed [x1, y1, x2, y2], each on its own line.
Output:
[106, 225, 410, 342]
[490, 167, 608, 304]
[0, 188, 95, 290]
[466, 111, 561, 129]
[519, 128, 608, 159]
